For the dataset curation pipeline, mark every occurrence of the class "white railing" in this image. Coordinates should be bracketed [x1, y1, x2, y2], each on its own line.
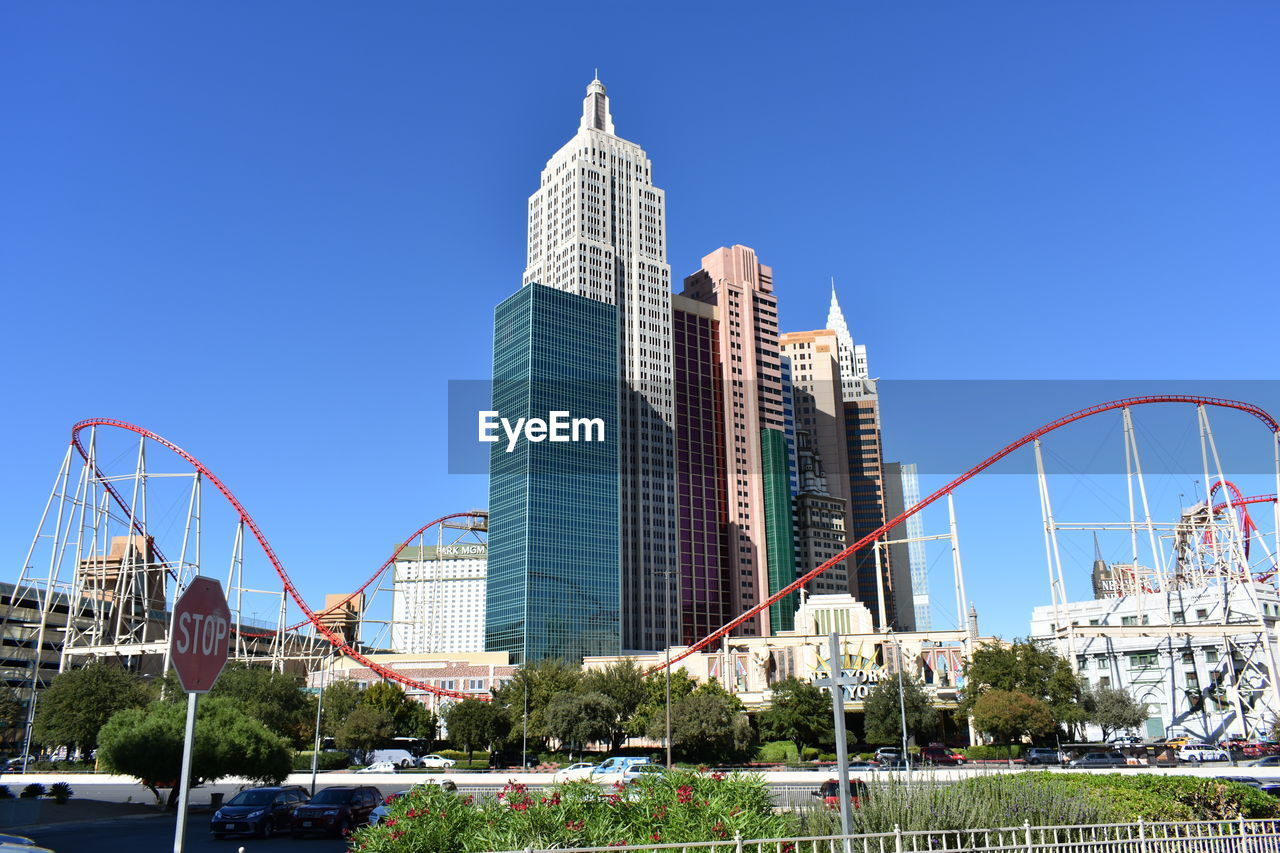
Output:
[493, 818, 1280, 853]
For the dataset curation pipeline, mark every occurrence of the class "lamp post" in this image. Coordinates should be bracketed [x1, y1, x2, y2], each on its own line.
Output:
[664, 568, 674, 768]
[891, 630, 912, 786]
[309, 652, 332, 796]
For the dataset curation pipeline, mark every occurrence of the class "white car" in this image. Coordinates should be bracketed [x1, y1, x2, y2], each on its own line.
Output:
[417, 754, 457, 769]
[553, 762, 598, 783]
[356, 760, 400, 774]
[1179, 743, 1229, 763]
[595, 762, 665, 785]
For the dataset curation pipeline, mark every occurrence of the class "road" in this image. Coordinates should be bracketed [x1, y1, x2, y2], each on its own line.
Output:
[29, 815, 348, 853]
[13, 763, 1280, 851]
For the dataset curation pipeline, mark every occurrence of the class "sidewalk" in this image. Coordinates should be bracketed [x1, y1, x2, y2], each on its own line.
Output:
[5, 798, 164, 833]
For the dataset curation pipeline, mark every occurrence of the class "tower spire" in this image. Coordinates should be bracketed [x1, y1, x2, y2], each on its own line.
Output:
[581, 77, 615, 134]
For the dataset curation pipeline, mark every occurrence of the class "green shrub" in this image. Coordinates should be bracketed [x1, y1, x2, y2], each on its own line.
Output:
[435, 749, 480, 762]
[291, 750, 351, 771]
[0, 787, 13, 800]
[801, 747, 820, 761]
[958, 745, 1024, 760]
[797, 771, 1280, 835]
[48, 782, 73, 804]
[20, 783, 45, 799]
[349, 769, 790, 852]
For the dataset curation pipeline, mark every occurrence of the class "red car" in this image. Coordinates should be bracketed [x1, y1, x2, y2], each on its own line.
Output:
[292, 786, 383, 838]
[920, 746, 966, 766]
[812, 779, 869, 809]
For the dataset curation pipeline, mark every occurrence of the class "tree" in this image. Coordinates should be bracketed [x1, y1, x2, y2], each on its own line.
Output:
[32, 660, 152, 756]
[581, 659, 646, 750]
[97, 696, 290, 807]
[758, 677, 831, 757]
[336, 706, 394, 761]
[1089, 687, 1148, 740]
[403, 703, 439, 745]
[650, 682, 756, 763]
[971, 689, 1055, 745]
[628, 668, 698, 740]
[862, 675, 939, 746]
[361, 682, 417, 734]
[960, 640, 1086, 736]
[209, 662, 312, 746]
[320, 681, 363, 738]
[490, 658, 582, 748]
[544, 691, 615, 755]
[445, 699, 508, 762]
[0, 685, 24, 749]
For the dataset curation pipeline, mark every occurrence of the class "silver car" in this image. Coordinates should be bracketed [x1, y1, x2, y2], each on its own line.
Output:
[1069, 751, 1129, 768]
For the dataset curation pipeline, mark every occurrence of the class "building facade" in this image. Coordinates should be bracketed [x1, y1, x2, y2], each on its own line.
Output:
[522, 78, 677, 653]
[826, 288, 898, 628]
[392, 543, 487, 655]
[883, 462, 930, 631]
[486, 283, 620, 664]
[1030, 583, 1280, 742]
[683, 246, 791, 637]
[671, 293, 732, 644]
[780, 330, 854, 596]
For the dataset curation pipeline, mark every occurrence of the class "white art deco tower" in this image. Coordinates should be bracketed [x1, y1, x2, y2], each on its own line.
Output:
[523, 79, 677, 652]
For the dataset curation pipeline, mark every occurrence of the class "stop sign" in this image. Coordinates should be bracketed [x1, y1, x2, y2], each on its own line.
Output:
[170, 577, 231, 693]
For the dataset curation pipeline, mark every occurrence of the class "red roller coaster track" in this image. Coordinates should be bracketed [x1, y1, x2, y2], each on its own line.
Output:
[69, 395, 1279, 691]
[653, 394, 1280, 672]
[70, 418, 486, 701]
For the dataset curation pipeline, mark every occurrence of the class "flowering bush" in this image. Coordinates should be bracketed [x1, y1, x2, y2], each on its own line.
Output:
[349, 769, 790, 852]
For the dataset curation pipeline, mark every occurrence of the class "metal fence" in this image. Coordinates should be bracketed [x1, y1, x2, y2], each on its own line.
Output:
[494, 818, 1280, 853]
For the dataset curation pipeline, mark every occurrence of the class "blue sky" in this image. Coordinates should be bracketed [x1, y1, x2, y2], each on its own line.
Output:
[3, 2, 1278, 642]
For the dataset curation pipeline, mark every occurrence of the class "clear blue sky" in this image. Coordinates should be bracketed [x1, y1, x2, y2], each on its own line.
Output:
[3, 2, 1278, 641]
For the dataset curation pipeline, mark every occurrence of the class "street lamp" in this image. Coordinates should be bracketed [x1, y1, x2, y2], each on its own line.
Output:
[310, 652, 333, 796]
[889, 629, 911, 785]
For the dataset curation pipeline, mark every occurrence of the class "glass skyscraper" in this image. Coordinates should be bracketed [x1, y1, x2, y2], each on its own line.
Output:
[486, 283, 620, 664]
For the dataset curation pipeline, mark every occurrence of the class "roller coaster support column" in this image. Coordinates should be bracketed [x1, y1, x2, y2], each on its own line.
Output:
[1034, 440, 1075, 668]
[947, 494, 969, 640]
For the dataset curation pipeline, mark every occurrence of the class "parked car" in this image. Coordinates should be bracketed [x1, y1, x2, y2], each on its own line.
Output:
[553, 762, 598, 783]
[593, 756, 652, 775]
[369, 749, 419, 768]
[292, 786, 383, 838]
[876, 758, 913, 771]
[1179, 744, 1229, 763]
[812, 779, 869, 809]
[368, 787, 463, 825]
[1068, 751, 1129, 768]
[210, 786, 310, 840]
[1024, 748, 1064, 766]
[920, 746, 965, 766]
[355, 761, 400, 774]
[1109, 735, 1144, 746]
[417, 754, 457, 769]
[0, 835, 52, 853]
[873, 747, 904, 764]
[1159, 736, 1193, 748]
[1247, 755, 1280, 767]
[596, 761, 664, 785]
[1214, 776, 1262, 789]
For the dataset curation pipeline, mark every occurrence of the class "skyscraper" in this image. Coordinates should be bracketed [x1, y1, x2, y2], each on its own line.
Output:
[826, 287, 898, 628]
[683, 246, 793, 636]
[486, 283, 620, 664]
[523, 79, 677, 652]
[779, 330, 854, 597]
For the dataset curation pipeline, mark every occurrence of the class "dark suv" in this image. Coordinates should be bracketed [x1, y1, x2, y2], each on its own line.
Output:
[292, 786, 383, 838]
[211, 786, 309, 839]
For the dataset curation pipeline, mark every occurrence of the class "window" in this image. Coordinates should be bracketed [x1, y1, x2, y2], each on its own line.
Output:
[1205, 648, 1219, 663]
[1195, 609, 1209, 620]
[1128, 653, 1157, 669]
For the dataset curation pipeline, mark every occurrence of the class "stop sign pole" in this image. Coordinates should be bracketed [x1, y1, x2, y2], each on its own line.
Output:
[169, 577, 231, 853]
